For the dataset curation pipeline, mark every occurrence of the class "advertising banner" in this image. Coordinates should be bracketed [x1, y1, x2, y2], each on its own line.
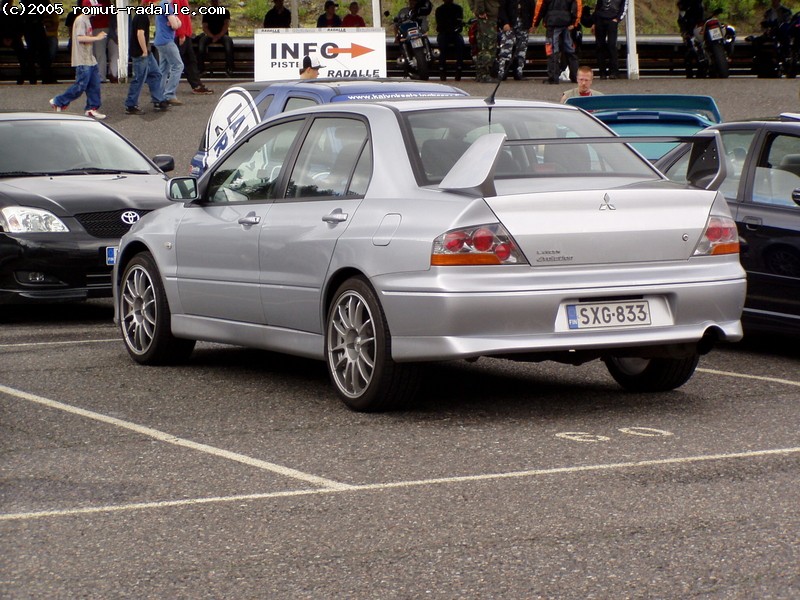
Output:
[254, 28, 388, 81]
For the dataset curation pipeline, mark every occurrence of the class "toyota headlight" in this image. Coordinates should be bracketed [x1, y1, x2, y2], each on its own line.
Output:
[0, 207, 69, 233]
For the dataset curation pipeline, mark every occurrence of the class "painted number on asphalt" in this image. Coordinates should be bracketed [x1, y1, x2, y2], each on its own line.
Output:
[556, 428, 673, 443]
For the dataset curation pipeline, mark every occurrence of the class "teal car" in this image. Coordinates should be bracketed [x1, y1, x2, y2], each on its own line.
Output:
[565, 94, 723, 161]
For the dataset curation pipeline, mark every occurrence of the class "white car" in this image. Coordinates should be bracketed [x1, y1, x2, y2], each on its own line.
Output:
[114, 98, 746, 411]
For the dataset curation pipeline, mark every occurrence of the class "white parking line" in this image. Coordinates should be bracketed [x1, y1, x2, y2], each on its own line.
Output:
[2, 446, 799, 521]
[697, 367, 800, 387]
[0, 339, 119, 348]
[0, 384, 353, 492]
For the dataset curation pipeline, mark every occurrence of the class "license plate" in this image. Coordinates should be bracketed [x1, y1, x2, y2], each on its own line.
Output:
[105, 246, 118, 266]
[708, 27, 723, 40]
[411, 38, 423, 48]
[567, 300, 651, 330]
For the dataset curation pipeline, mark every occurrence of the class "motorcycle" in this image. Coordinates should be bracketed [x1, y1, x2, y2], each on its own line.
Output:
[684, 8, 736, 78]
[747, 11, 800, 78]
[385, 1, 435, 80]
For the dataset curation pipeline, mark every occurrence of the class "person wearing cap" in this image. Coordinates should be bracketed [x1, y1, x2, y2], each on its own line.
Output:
[316, 1, 342, 27]
[49, 2, 108, 119]
[299, 54, 323, 79]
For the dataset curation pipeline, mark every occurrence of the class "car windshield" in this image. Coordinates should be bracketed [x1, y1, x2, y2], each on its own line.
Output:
[0, 120, 155, 177]
[404, 107, 657, 184]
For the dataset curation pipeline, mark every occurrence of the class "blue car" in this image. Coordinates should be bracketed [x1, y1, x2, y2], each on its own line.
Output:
[191, 79, 468, 176]
[565, 94, 723, 161]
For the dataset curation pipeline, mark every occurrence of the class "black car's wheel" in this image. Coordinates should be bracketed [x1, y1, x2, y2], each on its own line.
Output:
[325, 277, 419, 411]
[604, 355, 699, 392]
[119, 252, 195, 365]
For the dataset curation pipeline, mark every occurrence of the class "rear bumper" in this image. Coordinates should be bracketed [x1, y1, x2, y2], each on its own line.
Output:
[375, 265, 747, 361]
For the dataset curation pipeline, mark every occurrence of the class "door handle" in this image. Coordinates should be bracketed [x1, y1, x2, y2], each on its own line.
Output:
[322, 211, 348, 223]
[238, 215, 261, 226]
[742, 216, 762, 231]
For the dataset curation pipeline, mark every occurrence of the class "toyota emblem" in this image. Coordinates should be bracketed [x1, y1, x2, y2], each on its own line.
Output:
[121, 211, 140, 225]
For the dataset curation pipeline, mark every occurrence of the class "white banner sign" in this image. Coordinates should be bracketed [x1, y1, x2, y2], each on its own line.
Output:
[254, 28, 388, 81]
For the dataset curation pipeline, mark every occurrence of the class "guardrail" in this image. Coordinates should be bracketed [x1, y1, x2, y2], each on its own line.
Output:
[0, 35, 758, 82]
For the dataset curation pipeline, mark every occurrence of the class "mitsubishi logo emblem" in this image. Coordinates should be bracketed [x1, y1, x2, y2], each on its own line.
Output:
[121, 211, 140, 225]
[599, 194, 616, 211]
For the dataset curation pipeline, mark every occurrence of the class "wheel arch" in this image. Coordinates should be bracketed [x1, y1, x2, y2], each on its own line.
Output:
[323, 267, 371, 319]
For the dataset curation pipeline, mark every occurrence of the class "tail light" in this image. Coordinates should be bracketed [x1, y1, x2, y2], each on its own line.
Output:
[432, 224, 527, 266]
[694, 215, 739, 256]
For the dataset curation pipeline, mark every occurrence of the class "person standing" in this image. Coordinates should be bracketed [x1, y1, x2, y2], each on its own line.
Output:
[436, 0, 464, 80]
[470, 0, 500, 83]
[0, 0, 33, 85]
[559, 64, 602, 101]
[263, 0, 292, 27]
[49, 3, 107, 119]
[342, 2, 366, 26]
[82, 0, 118, 82]
[155, 0, 183, 104]
[20, 0, 55, 84]
[174, 0, 213, 95]
[199, 0, 234, 76]
[317, 1, 342, 27]
[592, 0, 626, 79]
[497, 0, 534, 80]
[533, 0, 579, 84]
[125, 0, 171, 114]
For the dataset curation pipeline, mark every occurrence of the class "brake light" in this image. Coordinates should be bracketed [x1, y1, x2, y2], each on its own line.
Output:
[432, 224, 527, 266]
[694, 215, 739, 256]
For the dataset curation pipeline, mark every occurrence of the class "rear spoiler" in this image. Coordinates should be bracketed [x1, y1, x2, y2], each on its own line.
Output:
[565, 94, 723, 124]
[438, 130, 726, 197]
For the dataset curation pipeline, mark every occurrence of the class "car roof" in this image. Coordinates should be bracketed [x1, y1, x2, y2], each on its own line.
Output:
[0, 112, 95, 122]
[289, 97, 577, 113]
[228, 78, 468, 99]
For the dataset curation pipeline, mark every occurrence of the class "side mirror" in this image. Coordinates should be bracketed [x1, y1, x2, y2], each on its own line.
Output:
[686, 130, 726, 190]
[167, 176, 198, 202]
[792, 188, 800, 207]
[152, 154, 175, 173]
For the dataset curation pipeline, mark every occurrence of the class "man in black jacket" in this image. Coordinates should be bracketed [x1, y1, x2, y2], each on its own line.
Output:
[533, 0, 579, 84]
[592, 0, 627, 79]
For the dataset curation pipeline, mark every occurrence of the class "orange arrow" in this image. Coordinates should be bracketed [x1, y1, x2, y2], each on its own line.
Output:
[329, 43, 374, 58]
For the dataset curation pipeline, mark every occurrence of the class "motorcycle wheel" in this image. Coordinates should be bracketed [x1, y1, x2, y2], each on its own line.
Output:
[710, 42, 729, 78]
[412, 46, 429, 80]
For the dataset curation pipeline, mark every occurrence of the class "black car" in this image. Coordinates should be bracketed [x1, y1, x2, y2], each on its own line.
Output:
[0, 113, 174, 304]
[656, 114, 800, 335]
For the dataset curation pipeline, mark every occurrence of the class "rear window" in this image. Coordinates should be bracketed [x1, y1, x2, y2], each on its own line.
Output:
[404, 107, 656, 184]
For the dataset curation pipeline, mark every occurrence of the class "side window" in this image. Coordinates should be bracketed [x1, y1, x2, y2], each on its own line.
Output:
[718, 130, 756, 200]
[348, 140, 372, 196]
[285, 118, 369, 199]
[284, 97, 318, 113]
[206, 120, 303, 204]
[753, 133, 800, 207]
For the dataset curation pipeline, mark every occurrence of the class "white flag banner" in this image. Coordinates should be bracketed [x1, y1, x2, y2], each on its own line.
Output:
[254, 28, 387, 81]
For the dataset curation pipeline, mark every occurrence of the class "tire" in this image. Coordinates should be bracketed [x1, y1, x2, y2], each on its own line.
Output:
[412, 46, 429, 80]
[604, 355, 699, 393]
[325, 277, 419, 411]
[119, 252, 195, 365]
[710, 42, 729, 78]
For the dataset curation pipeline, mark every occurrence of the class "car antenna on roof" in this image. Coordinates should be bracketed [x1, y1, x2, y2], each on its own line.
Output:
[485, 79, 501, 124]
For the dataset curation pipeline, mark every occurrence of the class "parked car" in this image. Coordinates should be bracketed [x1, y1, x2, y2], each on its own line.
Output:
[114, 98, 746, 411]
[0, 113, 174, 304]
[656, 115, 800, 335]
[191, 78, 468, 176]
[565, 94, 722, 161]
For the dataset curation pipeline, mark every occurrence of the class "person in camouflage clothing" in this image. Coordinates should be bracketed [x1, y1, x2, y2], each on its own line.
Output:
[470, 0, 501, 82]
[497, 0, 534, 80]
